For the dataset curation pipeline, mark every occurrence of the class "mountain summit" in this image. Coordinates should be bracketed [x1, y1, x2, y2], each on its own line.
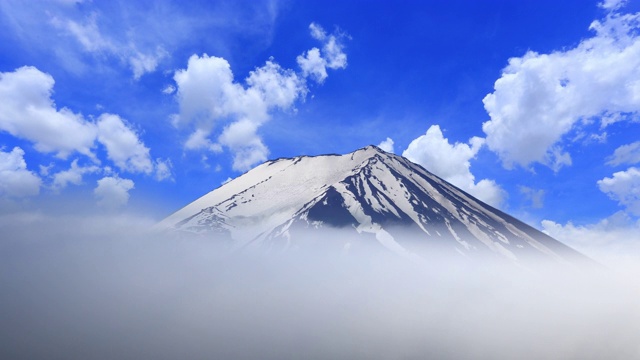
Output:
[159, 146, 586, 264]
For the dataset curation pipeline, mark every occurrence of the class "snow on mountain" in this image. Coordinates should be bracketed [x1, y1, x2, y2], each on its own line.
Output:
[159, 146, 588, 264]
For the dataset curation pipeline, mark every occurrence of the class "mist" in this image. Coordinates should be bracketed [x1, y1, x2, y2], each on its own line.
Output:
[1, 212, 639, 360]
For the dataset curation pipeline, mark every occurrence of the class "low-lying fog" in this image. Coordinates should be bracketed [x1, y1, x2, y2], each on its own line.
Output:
[1, 212, 639, 359]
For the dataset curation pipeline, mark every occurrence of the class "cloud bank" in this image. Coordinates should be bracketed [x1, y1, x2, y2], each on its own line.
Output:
[0, 214, 638, 359]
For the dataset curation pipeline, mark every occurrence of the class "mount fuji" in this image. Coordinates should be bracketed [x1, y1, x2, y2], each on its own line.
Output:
[159, 146, 588, 265]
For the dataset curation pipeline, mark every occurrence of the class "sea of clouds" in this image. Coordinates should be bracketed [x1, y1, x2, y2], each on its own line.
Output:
[1, 212, 639, 360]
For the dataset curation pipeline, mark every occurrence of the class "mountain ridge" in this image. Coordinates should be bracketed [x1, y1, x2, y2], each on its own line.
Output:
[160, 145, 588, 265]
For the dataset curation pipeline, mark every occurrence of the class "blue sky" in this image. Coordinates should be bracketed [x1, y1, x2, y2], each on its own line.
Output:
[1, 0, 640, 257]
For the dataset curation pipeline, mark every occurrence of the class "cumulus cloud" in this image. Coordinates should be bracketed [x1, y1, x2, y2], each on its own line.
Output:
[172, 22, 348, 172]
[96, 114, 153, 174]
[94, 176, 135, 208]
[597, 167, 640, 216]
[607, 141, 640, 166]
[403, 125, 505, 208]
[51, 159, 100, 191]
[297, 23, 348, 83]
[0, 66, 97, 158]
[173, 55, 306, 171]
[297, 48, 327, 83]
[482, 10, 640, 171]
[0, 66, 167, 184]
[218, 120, 270, 171]
[377, 138, 395, 153]
[0, 147, 41, 198]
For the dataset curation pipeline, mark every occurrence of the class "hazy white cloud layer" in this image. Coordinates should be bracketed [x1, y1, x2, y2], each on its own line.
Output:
[0, 147, 41, 198]
[482, 10, 640, 170]
[403, 125, 505, 208]
[0, 215, 639, 359]
[174, 22, 347, 172]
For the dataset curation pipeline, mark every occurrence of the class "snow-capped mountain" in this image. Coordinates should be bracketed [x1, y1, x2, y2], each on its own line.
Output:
[159, 146, 587, 264]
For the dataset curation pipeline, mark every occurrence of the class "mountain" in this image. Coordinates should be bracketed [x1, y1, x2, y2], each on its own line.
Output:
[159, 146, 588, 264]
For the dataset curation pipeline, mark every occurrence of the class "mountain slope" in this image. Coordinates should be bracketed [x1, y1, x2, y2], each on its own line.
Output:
[159, 146, 587, 264]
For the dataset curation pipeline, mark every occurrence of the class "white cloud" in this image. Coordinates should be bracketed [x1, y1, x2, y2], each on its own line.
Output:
[297, 23, 348, 84]
[298, 48, 328, 83]
[246, 59, 307, 109]
[482, 11, 640, 171]
[172, 22, 347, 172]
[185, 129, 215, 151]
[173, 55, 305, 171]
[323, 35, 348, 70]
[51, 159, 100, 191]
[96, 114, 153, 174]
[39, 163, 53, 177]
[57, 12, 110, 53]
[597, 167, 640, 215]
[599, 0, 628, 11]
[0, 147, 41, 198]
[162, 84, 176, 95]
[607, 141, 640, 166]
[519, 186, 545, 209]
[94, 176, 135, 209]
[377, 138, 395, 153]
[403, 125, 505, 208]
[173, 55, 236, 127]
[129, 47, 168, 80]
[0, 66, 97, 158]
[309, 23, 327, 41]
[154, 158, 173, 182]
[0, 66, 166, 182]
[51, 12, 166, 79]
[542, 212, 640, 269]
[218, 120, 270, 172]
